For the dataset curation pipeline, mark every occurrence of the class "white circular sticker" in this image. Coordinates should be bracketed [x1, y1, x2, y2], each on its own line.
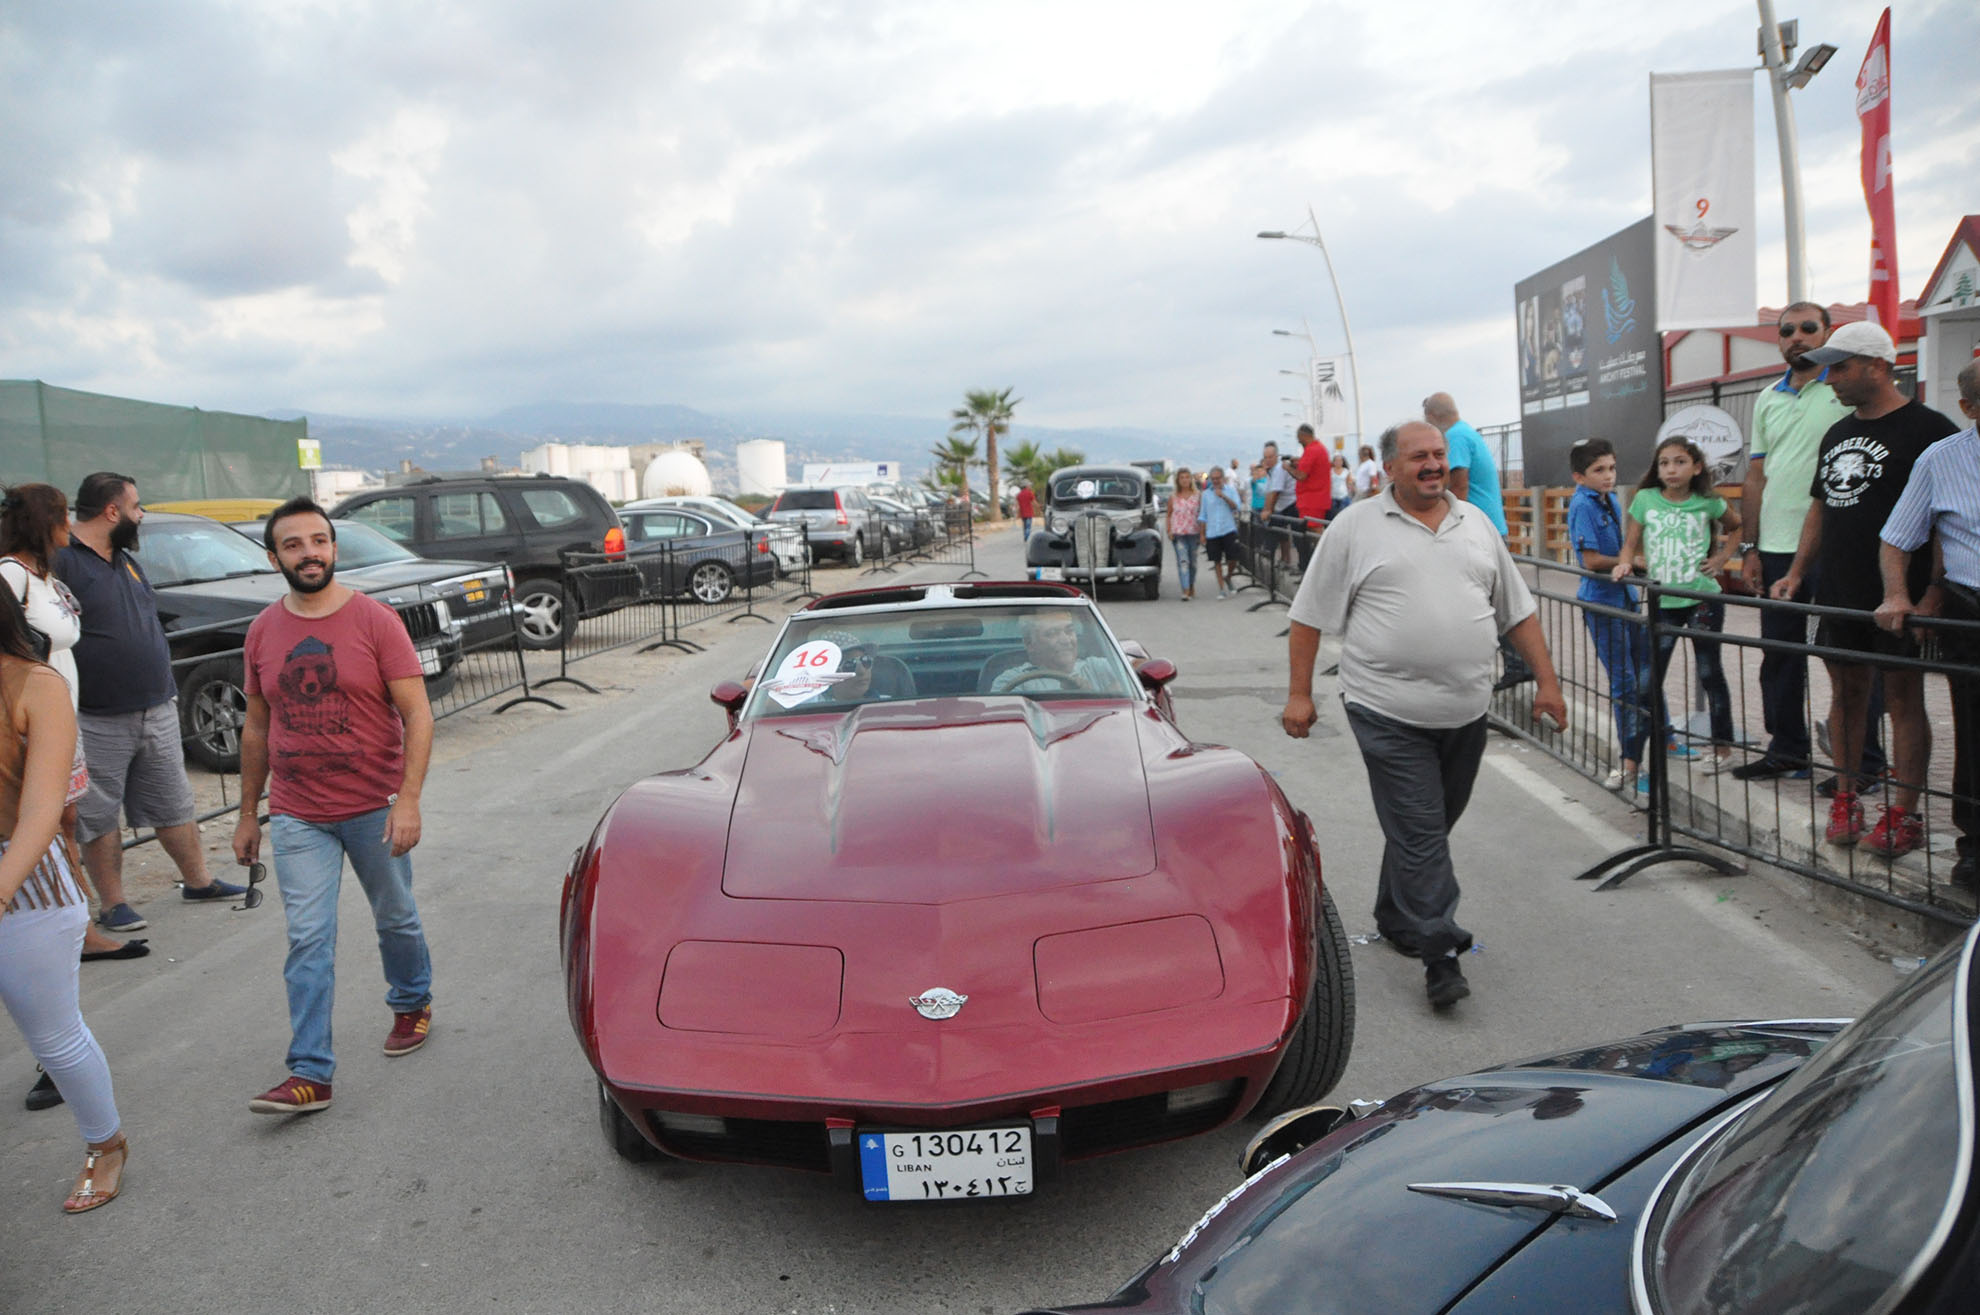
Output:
[1076, 479, 1097, 499]
[763, 641, 847, 708]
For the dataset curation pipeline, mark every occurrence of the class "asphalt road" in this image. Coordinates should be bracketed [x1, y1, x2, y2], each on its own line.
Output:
[2, 525, 1907, 1315]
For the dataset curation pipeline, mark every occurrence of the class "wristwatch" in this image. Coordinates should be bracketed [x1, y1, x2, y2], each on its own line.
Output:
[1737, 542, 1756, 555]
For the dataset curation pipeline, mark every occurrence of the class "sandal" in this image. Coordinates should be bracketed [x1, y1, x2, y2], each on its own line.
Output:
[62, 1134, 127, 1214]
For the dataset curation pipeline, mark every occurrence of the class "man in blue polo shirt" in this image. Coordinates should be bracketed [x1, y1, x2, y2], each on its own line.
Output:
[1426, 391, 1528, 690]
[55, 473, 244, 932]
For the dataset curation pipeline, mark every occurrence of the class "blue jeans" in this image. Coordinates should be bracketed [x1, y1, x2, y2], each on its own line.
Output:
[272, 806, 433, 1082]
[1584, 611, 1652, 763]
[1644, 602, 1734, 745]
[1170, 533, 1199, 593]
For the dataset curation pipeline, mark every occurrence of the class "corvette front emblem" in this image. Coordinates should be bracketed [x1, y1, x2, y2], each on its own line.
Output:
[909, 988, 968, 1020]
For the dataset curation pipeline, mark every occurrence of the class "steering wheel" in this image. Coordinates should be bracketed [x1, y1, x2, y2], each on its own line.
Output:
[1001, 669, 1087, 693]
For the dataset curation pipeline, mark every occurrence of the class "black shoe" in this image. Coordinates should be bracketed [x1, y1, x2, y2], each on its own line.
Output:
[1426, 957, 1471, 1009]
[26, 1068, 63, 1111]
[1381, 927, 1472, 959]
[1731, 757, 1804, 781]
[1816, 772, 1882, 799]
[1952, 856, 1978, 893]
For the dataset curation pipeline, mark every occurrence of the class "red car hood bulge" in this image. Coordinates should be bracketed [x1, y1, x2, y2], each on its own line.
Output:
[722, 699, 1158, 903]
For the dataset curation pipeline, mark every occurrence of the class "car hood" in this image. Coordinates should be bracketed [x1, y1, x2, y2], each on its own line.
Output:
[1046, 1022, 1836, 1315]
[153, 571, 291, 628]
[722, 698, 1157, 903]
[342, 559, 493, 593]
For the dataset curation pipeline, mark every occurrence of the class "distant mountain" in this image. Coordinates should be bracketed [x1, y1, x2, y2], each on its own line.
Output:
[283, 401, 1277, 487]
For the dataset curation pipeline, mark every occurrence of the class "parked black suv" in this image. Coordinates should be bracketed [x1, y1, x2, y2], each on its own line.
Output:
[330, 474, 627, 648]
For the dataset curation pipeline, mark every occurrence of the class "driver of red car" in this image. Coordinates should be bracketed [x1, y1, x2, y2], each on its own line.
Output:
[990, 611, 1115, 693]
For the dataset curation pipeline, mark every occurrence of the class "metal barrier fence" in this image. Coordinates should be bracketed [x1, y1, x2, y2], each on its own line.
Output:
[1486, 554, 1979, 927]
[1230, 516, 1320, 618]
[129, 572, 556, 852]
[861, 505, 983, 580]
[544, 526, 825, 692]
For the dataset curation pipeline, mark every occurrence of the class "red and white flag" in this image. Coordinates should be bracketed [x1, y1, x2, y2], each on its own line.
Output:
[1856, 9, 1899, 330]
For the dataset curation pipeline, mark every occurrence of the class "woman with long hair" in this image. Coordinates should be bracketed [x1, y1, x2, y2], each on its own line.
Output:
[0, 488, 139, 958]
[0, 578, 129, 1212]
[1166, 467, 1202, 601]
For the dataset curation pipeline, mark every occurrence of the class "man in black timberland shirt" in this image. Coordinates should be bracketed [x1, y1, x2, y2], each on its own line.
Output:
[1772, 322, 1959, 859]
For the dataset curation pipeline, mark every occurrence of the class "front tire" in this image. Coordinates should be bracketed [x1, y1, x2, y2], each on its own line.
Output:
[846, 533, 864, 567]
[1253, 886, 1356, 1117]
[180, 656, 247, 772]
[599, 1082, 661, 1162]
[687, 560, 734, 604]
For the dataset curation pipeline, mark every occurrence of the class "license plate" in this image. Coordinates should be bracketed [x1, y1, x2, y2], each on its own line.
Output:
[417, 646, 442, 676]
[1034, 567, 1063, 581]
[858, 1126, 1032, 1202]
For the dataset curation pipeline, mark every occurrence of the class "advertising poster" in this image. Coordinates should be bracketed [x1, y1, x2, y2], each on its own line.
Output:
[1650, 70, 1757, 330]
[1513, 217, 1664, 487]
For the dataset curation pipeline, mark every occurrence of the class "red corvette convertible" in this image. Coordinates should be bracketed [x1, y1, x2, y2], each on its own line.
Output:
[559, 581, 1353, 1200]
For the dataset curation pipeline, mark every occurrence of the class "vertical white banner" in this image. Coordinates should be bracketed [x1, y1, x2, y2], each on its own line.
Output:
[1650, 70, 1756, 330]
[1309, 356, 1348, 431]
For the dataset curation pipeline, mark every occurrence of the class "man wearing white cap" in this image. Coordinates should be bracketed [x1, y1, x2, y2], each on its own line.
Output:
[1772, 321, 1958, 858]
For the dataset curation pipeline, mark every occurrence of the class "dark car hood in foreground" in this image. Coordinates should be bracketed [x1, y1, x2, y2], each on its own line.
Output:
[1033, 1022, 1836, 1315]
[723, 698, 1157, 903]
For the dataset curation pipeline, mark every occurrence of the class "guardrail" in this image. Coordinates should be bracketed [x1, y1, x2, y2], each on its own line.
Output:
[1485, 554, 1978, 928]
[861, 505, 982, 580]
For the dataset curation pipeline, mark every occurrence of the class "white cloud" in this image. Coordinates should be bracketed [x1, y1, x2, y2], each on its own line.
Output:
[1, 0, 1973, 442]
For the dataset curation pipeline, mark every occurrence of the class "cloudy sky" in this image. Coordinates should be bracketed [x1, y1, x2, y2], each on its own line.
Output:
[3, 0, 1973, 443]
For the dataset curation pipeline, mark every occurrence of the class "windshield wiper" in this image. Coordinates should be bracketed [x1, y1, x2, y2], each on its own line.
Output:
[167, 569, 270, 587]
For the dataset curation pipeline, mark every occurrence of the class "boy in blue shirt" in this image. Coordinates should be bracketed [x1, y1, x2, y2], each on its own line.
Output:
[1567, 439, 1651, 790]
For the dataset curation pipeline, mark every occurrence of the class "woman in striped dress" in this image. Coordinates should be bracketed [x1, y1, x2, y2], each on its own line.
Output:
[0, 581, 128, 1212]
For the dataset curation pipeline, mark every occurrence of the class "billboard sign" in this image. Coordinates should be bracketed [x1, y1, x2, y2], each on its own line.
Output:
[1514, 217, 1664, 487]
[801, 461, 902, 485]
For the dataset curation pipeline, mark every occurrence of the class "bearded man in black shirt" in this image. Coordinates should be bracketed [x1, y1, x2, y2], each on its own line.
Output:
[1773, 321, 1959, 857]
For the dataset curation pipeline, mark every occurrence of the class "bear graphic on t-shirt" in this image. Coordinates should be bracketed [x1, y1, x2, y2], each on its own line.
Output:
[277, 635, 352, 735]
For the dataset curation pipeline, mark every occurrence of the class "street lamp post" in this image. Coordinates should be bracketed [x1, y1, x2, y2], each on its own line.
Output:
[1258, 206, 1364, 445]
[1756, 2, 1837, 302]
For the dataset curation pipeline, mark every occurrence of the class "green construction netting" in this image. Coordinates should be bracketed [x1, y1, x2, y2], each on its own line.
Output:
[0, 380, 309, 502]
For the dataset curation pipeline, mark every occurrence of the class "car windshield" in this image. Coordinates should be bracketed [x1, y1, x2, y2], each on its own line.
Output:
[749, 603, 1133, 716]
[135, 518, 276, 587]
[1052, 473, 1142, 502]
[240, 518, 416, 570]
[1642, 935, 1973, 1315]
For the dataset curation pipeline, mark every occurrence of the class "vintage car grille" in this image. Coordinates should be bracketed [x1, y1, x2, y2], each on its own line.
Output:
[1059, 1088, 1243, 1159]
[1072, 515, 1112, 571]
[649, 1115, 832, 1172]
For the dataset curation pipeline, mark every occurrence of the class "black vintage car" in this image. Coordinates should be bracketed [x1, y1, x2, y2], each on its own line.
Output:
[1024, 465, 1163, 599]
[140, 512, 510, 771]
[1027, 921, 1980, 1315]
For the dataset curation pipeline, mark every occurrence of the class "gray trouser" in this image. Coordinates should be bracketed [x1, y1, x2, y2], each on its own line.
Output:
[1344, 702, 1489, 962]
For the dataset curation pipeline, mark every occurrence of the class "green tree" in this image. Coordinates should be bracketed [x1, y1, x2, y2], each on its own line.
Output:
[950, 387, 1021, 522]
[1002, 439, 1044, 496]
[927, 435, 982, 502]
[1042, 446, 1086, 474]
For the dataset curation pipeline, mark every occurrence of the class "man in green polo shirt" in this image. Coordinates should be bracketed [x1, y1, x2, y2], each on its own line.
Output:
[1733, 303, 1851, 780]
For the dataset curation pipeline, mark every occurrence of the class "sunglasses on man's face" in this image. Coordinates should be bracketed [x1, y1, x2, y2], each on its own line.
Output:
[235, 861, 266, 911]
[1778, 320, 1824, 337]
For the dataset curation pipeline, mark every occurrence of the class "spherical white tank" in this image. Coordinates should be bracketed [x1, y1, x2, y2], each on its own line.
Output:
[641, 450, 713, 499]
[736, 439, 788, 497]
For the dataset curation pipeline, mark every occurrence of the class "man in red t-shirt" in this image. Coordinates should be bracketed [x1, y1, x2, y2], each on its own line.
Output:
[233, 497, 436, 1116]
[1015, 484, 1037, 539]
[1291, 425, 1332, 570]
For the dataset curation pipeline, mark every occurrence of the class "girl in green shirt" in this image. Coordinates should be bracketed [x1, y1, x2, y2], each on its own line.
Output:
[1613, 437, 1743, 771]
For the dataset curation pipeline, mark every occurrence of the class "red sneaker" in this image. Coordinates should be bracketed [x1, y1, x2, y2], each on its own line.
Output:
[249, 1076, 332, 1114]
[384, 1005, 431, 1057]
[1863, 806, 1924, 859]
[1825, 791, 1864, 846]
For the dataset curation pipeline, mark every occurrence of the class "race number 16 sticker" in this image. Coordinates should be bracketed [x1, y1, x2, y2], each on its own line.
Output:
[763, 641, 844, 708]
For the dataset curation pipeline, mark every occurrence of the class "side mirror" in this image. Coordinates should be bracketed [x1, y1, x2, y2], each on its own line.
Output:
[1137, 658, 1177, 691]
[1240, 1104, 1354, 1177]
[710, 680, 749, 729]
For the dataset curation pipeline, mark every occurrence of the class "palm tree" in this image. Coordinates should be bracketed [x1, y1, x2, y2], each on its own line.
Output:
[1042, 446, 1086, 474]
[927, 435, 982, 502]
[1002, 439, 1044, 497]
[951, 387, 1020, 521]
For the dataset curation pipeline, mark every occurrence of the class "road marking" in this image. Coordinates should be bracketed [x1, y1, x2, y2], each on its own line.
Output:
[1483, 750, 1634, 851]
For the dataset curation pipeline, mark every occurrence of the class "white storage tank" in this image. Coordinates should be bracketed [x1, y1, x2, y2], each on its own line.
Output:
[641, 449, 713, 499]
[736, 439, 787, 497]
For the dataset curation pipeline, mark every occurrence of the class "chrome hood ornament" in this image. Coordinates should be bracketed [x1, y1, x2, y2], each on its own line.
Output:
[909, 988, 968, 1020]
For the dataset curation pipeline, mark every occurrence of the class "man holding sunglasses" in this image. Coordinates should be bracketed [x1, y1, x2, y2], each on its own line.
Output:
[1733, 303, 1854, 781]
[234, 497, 436, 1116]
